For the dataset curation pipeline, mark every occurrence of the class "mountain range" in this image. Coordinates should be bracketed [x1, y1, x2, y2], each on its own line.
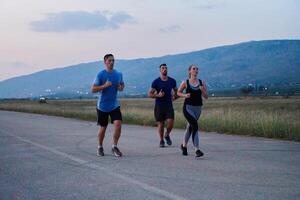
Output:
[0, 40, 299, 98]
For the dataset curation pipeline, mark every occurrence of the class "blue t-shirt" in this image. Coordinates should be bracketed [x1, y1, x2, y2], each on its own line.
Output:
[151, 77, 177, 106]
[93, 69, 124, 112]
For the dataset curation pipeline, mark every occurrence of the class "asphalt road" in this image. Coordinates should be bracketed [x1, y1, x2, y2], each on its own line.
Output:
[0, 110, 299, 200]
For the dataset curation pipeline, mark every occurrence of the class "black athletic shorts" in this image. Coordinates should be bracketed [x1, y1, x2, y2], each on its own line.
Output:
[97, 107, 122, 127]
[154, 104, 174, 122]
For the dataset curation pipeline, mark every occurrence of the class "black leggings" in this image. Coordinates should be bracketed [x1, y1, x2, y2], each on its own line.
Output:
[183, 104, 201, 149]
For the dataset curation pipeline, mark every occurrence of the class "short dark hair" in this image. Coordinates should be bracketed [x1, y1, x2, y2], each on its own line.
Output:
[159, 63, 167, 68]
[104, 54, 114, 61]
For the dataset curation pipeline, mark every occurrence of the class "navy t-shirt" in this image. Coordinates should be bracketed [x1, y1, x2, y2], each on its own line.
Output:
[151, 77, 177, 107]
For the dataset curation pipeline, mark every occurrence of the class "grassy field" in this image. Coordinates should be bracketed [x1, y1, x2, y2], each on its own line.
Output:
[0, 97, 299, 141]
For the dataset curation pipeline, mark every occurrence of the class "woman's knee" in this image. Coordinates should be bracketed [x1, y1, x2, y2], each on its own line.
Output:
[190, 121, 198, 132]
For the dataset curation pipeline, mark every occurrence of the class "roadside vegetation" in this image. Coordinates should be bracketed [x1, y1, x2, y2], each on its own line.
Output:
[0, 97, 299, 141]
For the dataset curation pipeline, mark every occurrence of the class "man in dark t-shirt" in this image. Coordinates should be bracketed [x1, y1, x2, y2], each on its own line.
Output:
[148, 63, 178, 147]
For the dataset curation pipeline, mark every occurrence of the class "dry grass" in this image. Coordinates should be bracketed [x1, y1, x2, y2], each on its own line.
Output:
[0, 97, 299, 141]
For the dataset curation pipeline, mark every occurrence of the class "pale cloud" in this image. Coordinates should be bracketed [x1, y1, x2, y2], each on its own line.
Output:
[188, 0, 225, 10]
[8, 62, 29, 68]
[196, 4, 218, 10]
[30, 10, 135, 32]
[159, 25, 181, 33]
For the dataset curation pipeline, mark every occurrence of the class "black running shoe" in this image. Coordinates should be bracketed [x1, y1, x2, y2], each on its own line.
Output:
[164, 135, 172, 146]
[195, 149, 204, 157]
[159, 140, 165, 148]
[181, 144, 188, 156]
[97, 147, 104, 157]
[112, 147, 123, 157]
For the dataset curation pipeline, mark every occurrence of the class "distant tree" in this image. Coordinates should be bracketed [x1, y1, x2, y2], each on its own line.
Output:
[258, 85, 265, 91]
[284, 89, 295, 98]
[240, 86, 254, 97]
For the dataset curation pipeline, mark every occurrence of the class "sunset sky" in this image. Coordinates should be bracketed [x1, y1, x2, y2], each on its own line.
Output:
[1, 0, 299, 81]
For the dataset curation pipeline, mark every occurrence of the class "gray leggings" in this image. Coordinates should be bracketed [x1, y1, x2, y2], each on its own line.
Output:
[183, 104, 202, 150]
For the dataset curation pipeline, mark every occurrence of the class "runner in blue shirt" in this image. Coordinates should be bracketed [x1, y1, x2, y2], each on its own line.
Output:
[91, 54, 124, 157]
[148, 63, 178, 147]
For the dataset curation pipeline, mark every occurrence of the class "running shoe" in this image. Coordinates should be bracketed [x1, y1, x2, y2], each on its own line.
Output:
[112, 146, 123, 157]
[164, 135, 172, 146]
[97, 147, 104, 157]
[195, 149, 204, 157]
[159, 140, 165, 148]
[181, 144, 188, 156]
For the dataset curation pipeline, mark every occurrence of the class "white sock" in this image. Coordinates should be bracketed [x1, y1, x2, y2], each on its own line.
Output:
[98, 145, 102, 148]
[112, 144, 117, 148]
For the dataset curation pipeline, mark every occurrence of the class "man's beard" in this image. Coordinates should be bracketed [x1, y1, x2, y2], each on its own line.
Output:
[162, 72, 167, 76]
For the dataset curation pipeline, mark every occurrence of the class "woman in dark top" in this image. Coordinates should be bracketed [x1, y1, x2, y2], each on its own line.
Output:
[177, 64, 208, 157]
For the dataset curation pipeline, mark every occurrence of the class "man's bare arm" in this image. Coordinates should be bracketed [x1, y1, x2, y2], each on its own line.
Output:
[118, 83, 125, 91]
[148, 88, 164, 98]
[172, 87, 179, 100]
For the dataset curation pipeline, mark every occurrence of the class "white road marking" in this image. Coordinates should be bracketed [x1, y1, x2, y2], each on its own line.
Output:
[7, 132, 188, 200]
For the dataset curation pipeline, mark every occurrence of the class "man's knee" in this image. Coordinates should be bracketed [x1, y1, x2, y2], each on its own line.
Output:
[167, 119, 174, 124]
[99, 126, 107, 131]
[114, 120, 122, 128]
[157, 121, 164, 127]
